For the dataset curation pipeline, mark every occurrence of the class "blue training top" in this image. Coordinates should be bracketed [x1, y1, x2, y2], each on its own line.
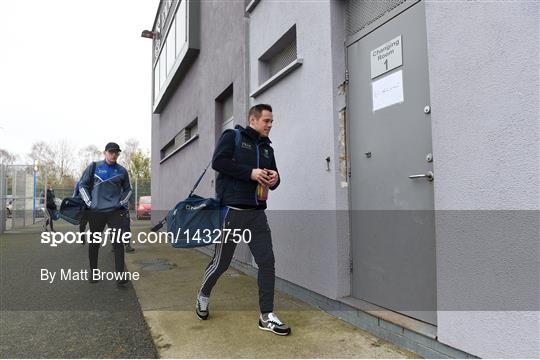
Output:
[79, 160, 132, 213]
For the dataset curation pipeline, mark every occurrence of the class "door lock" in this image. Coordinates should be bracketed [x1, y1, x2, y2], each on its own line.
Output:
[409, 171, 434, 181]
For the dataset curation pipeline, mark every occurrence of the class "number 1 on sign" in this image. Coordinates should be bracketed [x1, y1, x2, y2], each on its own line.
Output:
[384, 59, 388, 71]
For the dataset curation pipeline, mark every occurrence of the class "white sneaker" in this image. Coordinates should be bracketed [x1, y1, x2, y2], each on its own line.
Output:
[258, 312, 291, 336]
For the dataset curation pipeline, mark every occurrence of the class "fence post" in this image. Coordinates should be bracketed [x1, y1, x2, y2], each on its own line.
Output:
[32, 161, 38, 224]
[134, 176, 138, 211]
[0, 164, 6, 234]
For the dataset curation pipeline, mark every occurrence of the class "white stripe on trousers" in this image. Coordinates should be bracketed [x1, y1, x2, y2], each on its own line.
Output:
[200, 241, 223, 293]
[199, 208, 230, 293]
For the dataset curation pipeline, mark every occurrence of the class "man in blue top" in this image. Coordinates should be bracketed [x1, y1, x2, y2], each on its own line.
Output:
[79, 142, 132, 286]
[75, 180, 133, 252]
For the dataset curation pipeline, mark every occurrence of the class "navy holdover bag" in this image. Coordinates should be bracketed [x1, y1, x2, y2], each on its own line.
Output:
[151, 160, 222, 249]
[151, 129, 242, 248]
[59, 161, 96, 225]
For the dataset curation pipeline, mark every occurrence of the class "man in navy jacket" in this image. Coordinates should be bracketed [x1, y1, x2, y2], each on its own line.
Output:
[196, 104, 290, 336]
[79, 142, 132, 286]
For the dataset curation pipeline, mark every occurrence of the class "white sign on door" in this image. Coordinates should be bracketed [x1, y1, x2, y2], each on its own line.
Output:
[372, 70, 404, 111]
[370, 35, 402, 79]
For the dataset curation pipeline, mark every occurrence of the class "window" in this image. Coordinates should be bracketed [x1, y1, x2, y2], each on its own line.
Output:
[268, 38, 297, 79]
[166, 20, 176, 74]
[151, 0, 200, 113]
[259, 25, 298, 83]
[222, 93, 234, 130]
[152, 0, 189, 101]
[251, 24, 302, 98]
[176, 0, 187, 56]
[159, 48, 167, 89]
[183, 120, 198, 142]
[160, 118, 199, 162]
[215, 85, 234, 141]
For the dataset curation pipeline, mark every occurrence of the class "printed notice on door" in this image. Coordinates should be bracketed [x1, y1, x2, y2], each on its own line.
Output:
[372, 70, 404, 112]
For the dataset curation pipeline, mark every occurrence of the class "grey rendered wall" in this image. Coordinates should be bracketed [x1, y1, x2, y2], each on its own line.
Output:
[425, 2, 539, 358]
[151, 1, 247, 220]
[248, 0, 348, 299]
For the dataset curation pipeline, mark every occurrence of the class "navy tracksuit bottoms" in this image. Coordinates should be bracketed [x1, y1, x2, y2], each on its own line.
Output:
[88, 210, 125, 273]
[199, 209, 275, 314]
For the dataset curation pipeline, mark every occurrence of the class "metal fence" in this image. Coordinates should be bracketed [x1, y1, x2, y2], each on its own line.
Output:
[0, 164, 6, 234]
[0, 164, 47, 234]
[0, 167, 150, 235]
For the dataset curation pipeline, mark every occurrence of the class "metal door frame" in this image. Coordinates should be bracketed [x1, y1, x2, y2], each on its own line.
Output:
[344, 0, 436, 322]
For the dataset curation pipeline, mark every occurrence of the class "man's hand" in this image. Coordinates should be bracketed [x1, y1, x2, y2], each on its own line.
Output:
[251, 169, 271, 186]
[264, 169, 279, 187]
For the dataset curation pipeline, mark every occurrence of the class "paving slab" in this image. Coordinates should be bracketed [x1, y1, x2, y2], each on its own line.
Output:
[125, 224, 419, 359]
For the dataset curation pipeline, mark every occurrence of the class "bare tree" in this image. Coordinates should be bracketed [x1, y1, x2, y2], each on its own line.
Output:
[120, 138, 140, 172]
[27, 141, 57, 185]
[77, 145, 102, 176]
[27, 140, 77, 186]
[0, 148, 16, 165]
[27, 142, 55, 168]
[52, 140, 76, 181]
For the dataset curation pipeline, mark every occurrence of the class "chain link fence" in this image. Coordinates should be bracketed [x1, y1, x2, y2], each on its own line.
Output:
[0, 167, 150, 235]
[0, 164, 48, 234]
[0, 164, 6, 234]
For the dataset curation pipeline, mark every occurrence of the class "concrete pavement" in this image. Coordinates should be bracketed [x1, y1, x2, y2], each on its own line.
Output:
[0, 222, 156, 358]
[125, 221, 419, 358]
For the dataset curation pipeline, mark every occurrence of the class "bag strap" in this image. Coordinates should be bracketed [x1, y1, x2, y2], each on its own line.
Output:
[230, 128, 241, 159]
[189, 128, 241, 198]
[234, 128, 241, 149]
[188, 160, 212, 198]
[152, 129, 241, 232]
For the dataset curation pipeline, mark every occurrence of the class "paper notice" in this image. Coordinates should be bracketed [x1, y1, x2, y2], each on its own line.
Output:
[372, 70, 404, 111]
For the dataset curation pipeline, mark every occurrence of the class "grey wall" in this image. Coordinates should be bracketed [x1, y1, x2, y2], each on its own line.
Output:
[247, 0, 348, 299]
[425, 2, 539, 358]
[150, 1, 540, 357]
[151, 0, 247, 218]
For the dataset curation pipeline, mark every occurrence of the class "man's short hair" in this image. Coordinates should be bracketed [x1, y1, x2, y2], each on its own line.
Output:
[248, 104, 272, 119]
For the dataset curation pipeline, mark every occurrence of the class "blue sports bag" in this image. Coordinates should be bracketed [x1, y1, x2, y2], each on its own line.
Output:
[59, 197, 86, 225]
[166, 195, 222, 248]
[59, 162, 96, 225]
[151, 129, 242, 248]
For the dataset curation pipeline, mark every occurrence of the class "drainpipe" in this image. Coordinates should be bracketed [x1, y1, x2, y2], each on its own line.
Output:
[33, 160, 38, 224]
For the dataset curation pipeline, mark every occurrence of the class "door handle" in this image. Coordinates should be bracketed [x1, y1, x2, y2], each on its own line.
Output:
[409, 171, 434, 181]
